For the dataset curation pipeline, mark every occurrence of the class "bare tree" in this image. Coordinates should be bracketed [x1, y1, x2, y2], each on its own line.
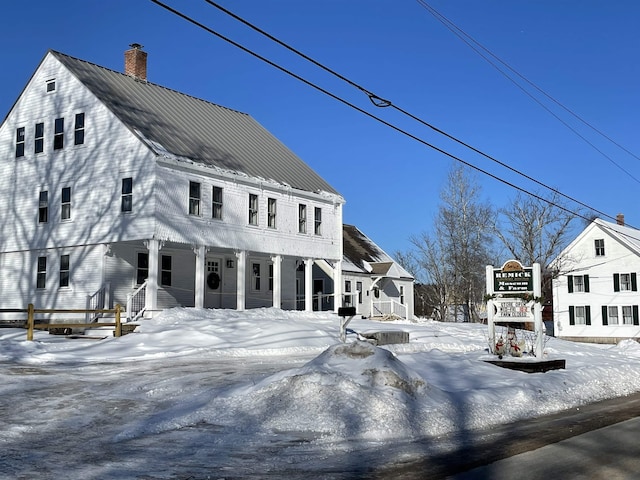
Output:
[403, 164, 495, 322]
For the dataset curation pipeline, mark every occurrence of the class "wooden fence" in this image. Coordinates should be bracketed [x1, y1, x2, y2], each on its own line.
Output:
[0, 304, 123, 340]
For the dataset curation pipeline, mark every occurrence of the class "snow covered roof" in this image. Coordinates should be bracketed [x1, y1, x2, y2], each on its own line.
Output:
[51, 50, 339, 196]
[342, 224, 413, 279]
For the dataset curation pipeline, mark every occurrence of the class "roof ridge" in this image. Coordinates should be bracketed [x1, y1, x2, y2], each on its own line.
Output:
[50, 49, 249, 117]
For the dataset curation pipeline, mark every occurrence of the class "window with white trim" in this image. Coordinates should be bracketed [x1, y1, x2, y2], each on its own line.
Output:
[298, 204, 307, 233]
[37, 257, 47, 289]
[344, 280, 352, 306]
[74, 113, 85, 145]
[59, 254, 70, 288]
[314, 207, 322, 235]
[38, 191, 48, 223]
[46, 79, 56, 92]
[136, 252, 148, 285]
[249, 194, 259, 226]
[61, 187, 71, 220]
[35, 123, 44, 154]
[252, 263, 261, 290]
[121, 178, 133, 213]
[16, 127, 25, 158]
[161, 255, 172, 286]
[212, 186, 223, 220]
[595, 239, 605, 256]
[53, 117, 64, 150]
[267, 198, 277, 229]
[614, 273, 637, 292]
[189, 181, 201, 216]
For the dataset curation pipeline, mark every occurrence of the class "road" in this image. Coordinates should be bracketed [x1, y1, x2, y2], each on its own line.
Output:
[380, 390, 640, 479]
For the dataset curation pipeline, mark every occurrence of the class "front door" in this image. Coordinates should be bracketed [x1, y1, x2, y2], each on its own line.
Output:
[205, 257, 222, 308]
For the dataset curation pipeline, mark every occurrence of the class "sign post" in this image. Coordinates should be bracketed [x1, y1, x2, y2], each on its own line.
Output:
[486, 260, 544, 359]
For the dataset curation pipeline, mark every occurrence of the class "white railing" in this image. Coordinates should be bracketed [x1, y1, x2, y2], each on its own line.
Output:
[85, 283, 110, 323]
[372, 299, 408, 320]
[126, 281, 147, 322]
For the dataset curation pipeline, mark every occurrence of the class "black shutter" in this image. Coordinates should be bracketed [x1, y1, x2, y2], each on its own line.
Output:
[601, 305, 608, 326]
[614, 274, 620, 292]
[586, 306, 591, 326]
[632, 273, 638, 292]
[569, 306, 575, 325]
[584, 275, 590, 292]
[567, 275, 574, 293]
[634, 306, 639, 326]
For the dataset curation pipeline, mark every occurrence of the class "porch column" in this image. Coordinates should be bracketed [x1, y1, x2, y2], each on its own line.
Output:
[333, 259, 342, 312]
[236, 250, 246, 311]
[194, 245, 206, 308]
[145, 239, 160, 314]
[271, 254, 282, 309]
[304, 258, 313, 312]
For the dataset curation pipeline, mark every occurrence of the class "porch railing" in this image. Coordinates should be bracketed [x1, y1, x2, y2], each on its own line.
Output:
[372, 299, 408, 320]
[85, 283, 110, 323]
[126, 281, 147, 322]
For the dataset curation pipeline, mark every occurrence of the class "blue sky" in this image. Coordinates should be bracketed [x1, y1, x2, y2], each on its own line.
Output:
[2, 1, 640, 256]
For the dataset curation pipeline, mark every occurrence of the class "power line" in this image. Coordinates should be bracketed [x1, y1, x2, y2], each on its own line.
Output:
[197, 0, 618, 224]
[148, 0, 630, 231]
[416, 0, 640, 185]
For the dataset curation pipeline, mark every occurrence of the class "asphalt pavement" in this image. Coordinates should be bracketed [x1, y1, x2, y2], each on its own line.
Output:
[378, 390, 640, 479]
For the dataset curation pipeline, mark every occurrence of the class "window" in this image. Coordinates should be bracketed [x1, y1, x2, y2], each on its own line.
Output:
[356, 281, 363, 304]
[267, 198, 277, 228]
[252, 263, 261, 290]
[35, 122, 44, 154]
[136, 252, 148, 285]
[121, 178, 133, 213]
[567, 274, 589, 293]
[613, 273, 637, 292]
[53, 118, 64, 150]
[344, 280, 352, 306]
[74, 113, 85, 145]
[298, 204, 307, 233]
[38, 191, 48, 223]
[605, 306, 619, 325]
[622, 306, 634, 325]
[189, 181, 201, 216]
[212, 186, 223, 219]
[15, 127, 25, 157]
[400, 285, 405, 305]
[46, 79, 56, 92]
[37, 257, 47, 289]
[269, 264, 274, 291]
[59, 254, 70, 288]
[249, 194, 258, 225]
[61, 187, 71, 220]
[161, 255, 172, 286]
[314, 207, 322, 235]
[595, 239, 605, 257]
[569, 305, 590, 325]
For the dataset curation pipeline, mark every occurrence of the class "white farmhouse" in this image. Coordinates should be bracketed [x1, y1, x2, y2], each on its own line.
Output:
[0, 46, 352, 321]
[552, 214, 640, 343]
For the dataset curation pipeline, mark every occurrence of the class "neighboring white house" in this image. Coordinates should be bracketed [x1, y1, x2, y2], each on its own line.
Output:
[552, 215, 640, 343]
[0, 46, 349, 321]
[339, 224, 414, 321]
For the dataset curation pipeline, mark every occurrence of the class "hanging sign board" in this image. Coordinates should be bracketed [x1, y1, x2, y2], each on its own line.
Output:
[493, 260, 533, 293]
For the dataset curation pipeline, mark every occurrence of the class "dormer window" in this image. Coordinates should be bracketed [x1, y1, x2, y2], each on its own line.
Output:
[46, 79, 56, 92]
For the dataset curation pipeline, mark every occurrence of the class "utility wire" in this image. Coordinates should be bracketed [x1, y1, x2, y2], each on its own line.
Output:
[198, 0, 617, 224]
[416, 0, 640, 185]
[149, 0, 630, 231]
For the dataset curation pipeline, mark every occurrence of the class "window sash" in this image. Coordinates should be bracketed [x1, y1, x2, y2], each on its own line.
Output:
[161, 255, 172, 286]
[16, 127, 25, 157]
[267, 198, 276, 228]
[59, 254, 70, 288]
[121, 178, 133, 212]
[136, 252, 149, 285]
[61, 187, 71, 220]
[249, 194, 258, 225]
[53, 118, 64, 150]
[35, 123, 44, 153]
[252, 263, 261, 290]
[298, 204, 307, 233]
[595, 239, 605, 256]
[314, 207, 322, 235]
[38, 191, 48, 223]
[74, 113, 85, 145]
[189, 181, 201, 216]
[212, 186, 223, 219]
[37, 257, 47, 289]
[608, 306, 619, 325]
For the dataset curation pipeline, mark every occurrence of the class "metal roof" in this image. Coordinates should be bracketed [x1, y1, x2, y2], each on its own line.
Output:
[52, 50, 339, 196]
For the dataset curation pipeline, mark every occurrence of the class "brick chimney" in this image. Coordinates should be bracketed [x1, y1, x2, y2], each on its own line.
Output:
[616, 213, 625, 226]
[124, 43, 147, 80]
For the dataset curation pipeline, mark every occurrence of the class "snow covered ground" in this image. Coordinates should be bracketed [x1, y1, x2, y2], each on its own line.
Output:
[2, 308, 640, 479]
